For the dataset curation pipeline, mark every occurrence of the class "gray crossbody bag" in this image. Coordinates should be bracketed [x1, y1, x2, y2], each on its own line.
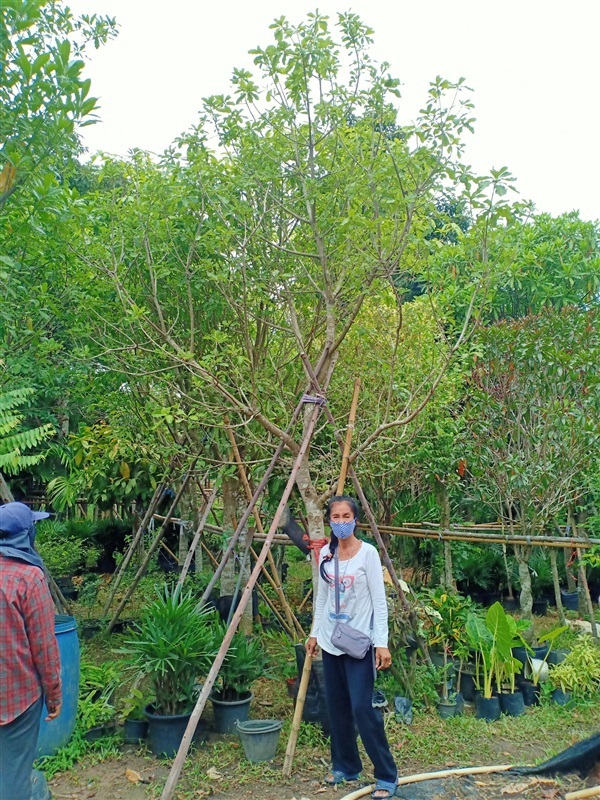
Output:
[330, 550, 373, 659]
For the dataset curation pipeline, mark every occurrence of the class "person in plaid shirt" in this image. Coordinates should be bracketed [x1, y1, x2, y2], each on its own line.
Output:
[0, 502, 61, 800]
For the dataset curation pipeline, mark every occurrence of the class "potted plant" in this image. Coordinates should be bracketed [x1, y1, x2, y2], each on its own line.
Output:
[78, 690, 116, 741]
[466, 602, 515, 721]
[210, 627, 269, 733]
[518, 624, 569, 705]
[120, 584, 218, 757]
[422, 589, 472, 717]
[78, 574, 103, 640]
[36, 520, 85, 597]
[548, 636, 600, 704]
[120, 687, 149, 744]
[495, 610, 529, 717]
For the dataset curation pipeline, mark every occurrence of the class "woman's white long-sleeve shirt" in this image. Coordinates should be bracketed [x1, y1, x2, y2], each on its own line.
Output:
[310, 541, 389, 656]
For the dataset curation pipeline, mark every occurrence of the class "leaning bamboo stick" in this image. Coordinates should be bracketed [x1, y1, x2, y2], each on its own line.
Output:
[101, 477, 168, 617]
[107, 462, 197, 632]
[160, 393, 326, 800]
[283, 377, 361, 779]
[225, 418, 304, 638]
[176, 482, 220, 589]
[339, 764, 514, 800]
[565, 786, 600, 800]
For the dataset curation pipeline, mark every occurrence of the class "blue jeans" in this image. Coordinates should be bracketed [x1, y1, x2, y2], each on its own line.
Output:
[322, 648, 397, 783]
[0, 695, 43, 800]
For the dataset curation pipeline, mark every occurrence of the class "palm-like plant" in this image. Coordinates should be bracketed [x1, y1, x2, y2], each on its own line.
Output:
[121, 585, 218, 716]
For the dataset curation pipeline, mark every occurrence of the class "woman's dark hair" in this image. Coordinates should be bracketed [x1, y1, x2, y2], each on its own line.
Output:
[319, 495, 361, 583]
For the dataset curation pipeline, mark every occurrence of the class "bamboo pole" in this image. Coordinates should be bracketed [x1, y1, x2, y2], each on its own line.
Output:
[225, 418, 304, 638]
[176, 482, 220, 589]
[565, 787, 600, 800]
[358, 524, 599, 549]
[107, 462, 197, 632]
[160, 394, 326, 800]
[283, 377, 361, 779]
[577, 546, 598, 640]
[201, 540, 294, 637]
[197, 392, 309, 609]
[339, 764, 514, 800]
[101, 477, 168, 617]
[300, 354, 432, 667]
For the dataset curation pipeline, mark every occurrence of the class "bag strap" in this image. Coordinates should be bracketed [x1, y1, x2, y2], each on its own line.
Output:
[333, 551, 340, 617]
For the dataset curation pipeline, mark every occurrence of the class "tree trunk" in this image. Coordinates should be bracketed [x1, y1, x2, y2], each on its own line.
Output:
[295, 454, 325, 588]
[550, 547, 566, 625]
[434, 479, 454, 590]
[515, 545, 533, 620]
[221, 475, 252, 633]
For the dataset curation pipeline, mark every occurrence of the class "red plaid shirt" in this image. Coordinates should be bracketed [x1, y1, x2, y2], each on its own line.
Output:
[0, 556, 61, 724]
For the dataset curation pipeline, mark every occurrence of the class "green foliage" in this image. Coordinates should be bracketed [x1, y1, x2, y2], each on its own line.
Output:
[548, 636, 600, 696]
[120, 585, 218, 716]
[0, 387, 53, 475]
[215, 626, 270, 701]
[77, 690, 114, 730]
[35, 519, 86, 577]
[35, 728, 119, 779]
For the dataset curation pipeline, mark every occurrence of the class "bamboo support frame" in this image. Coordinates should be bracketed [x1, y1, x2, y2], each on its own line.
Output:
[176, 482, 220, 589]
[160, 390, 326, 800]
[101, 477, 169, 617]
[300, 353, 432, 667]
[107, 462, 197, 632]
[282, 377, 361, 779]
[225, 418, 305, 638]
[565, 786, 600, 800]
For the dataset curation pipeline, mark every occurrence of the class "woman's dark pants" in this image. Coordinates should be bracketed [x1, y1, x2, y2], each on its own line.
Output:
[0, 695, 43, 800]
[322, 648, 397, 783]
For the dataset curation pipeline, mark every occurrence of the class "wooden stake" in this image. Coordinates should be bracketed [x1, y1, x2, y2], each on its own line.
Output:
[107, 461, 197, 632]
[225, 417, 304, 638]
[283, 377, 361, 779]
[160, 394, 326, 800]
[176, 482, 219, 589]
[565, 787, 600, 800]
[336, 378, 360, 495]
[282, 652, 313, 777]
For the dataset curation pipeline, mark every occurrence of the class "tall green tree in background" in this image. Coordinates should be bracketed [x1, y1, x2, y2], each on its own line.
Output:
[72, 12, 517, 555]
[463, 308, 600, 616]
[0, 1, 118, 453]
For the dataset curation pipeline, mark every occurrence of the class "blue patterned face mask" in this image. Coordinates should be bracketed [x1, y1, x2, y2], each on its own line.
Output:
[330, 519, 356, 539]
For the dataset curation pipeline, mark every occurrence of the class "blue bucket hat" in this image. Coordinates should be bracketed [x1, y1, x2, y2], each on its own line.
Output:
[0, 502, 49, 536]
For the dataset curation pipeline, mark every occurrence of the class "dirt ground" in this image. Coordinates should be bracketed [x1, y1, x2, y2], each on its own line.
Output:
[48, 746, 596, 800]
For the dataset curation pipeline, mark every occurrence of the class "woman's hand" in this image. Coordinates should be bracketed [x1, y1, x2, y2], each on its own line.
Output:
[375, 647, 392, 670]
[306, 636, 319, 657]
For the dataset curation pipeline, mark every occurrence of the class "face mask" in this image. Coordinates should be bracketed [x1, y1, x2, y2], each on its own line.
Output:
[330, 519, 356, 540]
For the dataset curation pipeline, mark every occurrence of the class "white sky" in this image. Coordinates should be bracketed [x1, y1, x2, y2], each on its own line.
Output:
[68, 0, 600, 222]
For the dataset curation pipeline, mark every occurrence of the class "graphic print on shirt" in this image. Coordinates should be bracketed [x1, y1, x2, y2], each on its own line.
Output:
[328, 571, 357, 622]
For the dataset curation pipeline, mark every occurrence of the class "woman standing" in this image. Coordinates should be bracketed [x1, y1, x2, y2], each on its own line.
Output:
[306, 496, 398, 800]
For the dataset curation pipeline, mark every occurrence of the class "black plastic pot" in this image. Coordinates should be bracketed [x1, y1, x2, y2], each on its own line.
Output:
[561, 590, 579, 611]
[475, 695, 500, 722]
[83, 722, 115, 741]
[294, 643, 330, 735]
[532, 599, 548, 616]
[502, 597, 519, 612]
[547, 649, 569, 665]
[512, 644, 549, 668]
[519, 680, 540, 707]
[55, 577, 78, 601]
[437, 700, 458, 719]
[123, 718, 148, 744]
[459, 668, 477, 702]
[144, 705, 207, 757]
[210, 692, 252, 734]
[552, 688, 572, 706]
[499, 690, 525, 717]
[80, 620, 102, 641]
